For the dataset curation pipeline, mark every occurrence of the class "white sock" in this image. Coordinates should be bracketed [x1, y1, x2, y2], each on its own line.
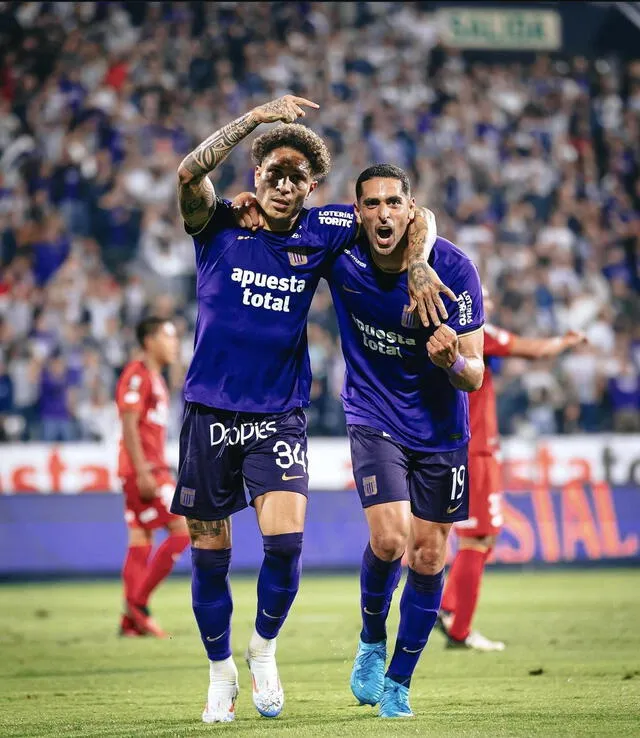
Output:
[209, 655, 237, 683]
[249, 629, 276, 659]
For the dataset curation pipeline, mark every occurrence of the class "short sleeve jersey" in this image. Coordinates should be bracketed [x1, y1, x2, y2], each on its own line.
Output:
[328, 236, 485, 452]
[116, 360, 170, 478]
[469, 323, 514, 455]
[184, 201, 357, 413]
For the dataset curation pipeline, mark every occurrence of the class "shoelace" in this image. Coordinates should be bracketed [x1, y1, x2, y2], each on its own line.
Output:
[386, 683, 410, 711]
[355, 645, 384, 676]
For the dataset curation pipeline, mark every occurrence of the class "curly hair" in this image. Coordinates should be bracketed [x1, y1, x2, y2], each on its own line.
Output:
[251, 123, 331, 181]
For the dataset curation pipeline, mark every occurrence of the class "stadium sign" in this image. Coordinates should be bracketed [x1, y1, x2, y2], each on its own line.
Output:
[436, 7, 562, 50]
[0, 438, 638, 572]
[2, 436, 640, 494]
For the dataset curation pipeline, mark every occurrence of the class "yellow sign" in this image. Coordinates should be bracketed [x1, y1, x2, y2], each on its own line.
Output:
[437, 7, 562, 50]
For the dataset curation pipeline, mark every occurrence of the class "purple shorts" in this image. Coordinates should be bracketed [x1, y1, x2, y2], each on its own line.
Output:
[347, 424, 469, 523]
[171, 402, 309, 521]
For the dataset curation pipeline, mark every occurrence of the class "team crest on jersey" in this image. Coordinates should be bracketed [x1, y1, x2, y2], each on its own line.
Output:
[287, 247, 310, 266]
[401, 305, 421, 329]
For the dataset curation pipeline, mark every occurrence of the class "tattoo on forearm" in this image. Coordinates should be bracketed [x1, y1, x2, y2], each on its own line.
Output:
[178, 112, 259, 225]
[182, 113, 258, 180]
[407, 208, 431, 289]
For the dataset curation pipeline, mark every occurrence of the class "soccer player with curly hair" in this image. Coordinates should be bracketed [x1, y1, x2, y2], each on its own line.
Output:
[171, 95, 451, 723]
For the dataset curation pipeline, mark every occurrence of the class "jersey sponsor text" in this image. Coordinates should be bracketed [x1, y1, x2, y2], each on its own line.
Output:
[352, 314, 416, 357]
[230, 267, 306, 313]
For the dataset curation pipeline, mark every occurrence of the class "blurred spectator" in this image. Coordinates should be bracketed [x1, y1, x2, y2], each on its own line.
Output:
[0, 2, 638, 442]
[37, 352, 78, 441]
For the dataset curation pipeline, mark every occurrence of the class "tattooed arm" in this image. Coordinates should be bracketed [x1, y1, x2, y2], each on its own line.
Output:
[406, 206, 457, 328]
[177, 94, 320, 231]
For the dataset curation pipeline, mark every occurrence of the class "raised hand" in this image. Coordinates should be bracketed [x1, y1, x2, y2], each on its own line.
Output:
[250, 95, 320, 125]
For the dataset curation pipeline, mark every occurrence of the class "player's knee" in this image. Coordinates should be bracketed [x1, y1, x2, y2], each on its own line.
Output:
[407, 540, 446, 575]
[263, 531, 304, 563]
[459, 534, 496, 552]
[128, 528, 152, 547]
[370, 528, 408, 562]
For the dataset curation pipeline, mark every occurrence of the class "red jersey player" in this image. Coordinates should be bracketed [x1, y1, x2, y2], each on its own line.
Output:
[439, 289, 586, 650]
[116, 316, 189, 638]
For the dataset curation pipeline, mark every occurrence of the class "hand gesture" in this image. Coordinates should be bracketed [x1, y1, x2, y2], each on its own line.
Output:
[562, 330, 588, 350]
[407, 207, 457, 327]
[427, 324, 459, 369]
[408, 262, 458, 328]
[250, 95, 320, 125]
[136, 469, 158, 502]
[230, 192, 264, 231]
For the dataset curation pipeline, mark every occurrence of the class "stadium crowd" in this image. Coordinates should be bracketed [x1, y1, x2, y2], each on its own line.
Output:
[0, 1, 639, 443]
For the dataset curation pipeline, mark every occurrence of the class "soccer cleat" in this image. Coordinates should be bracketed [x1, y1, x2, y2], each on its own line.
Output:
[379, 676, 414, 718]
[350, 638, 386, 706]
[435, 609, 453, 637]
[118, 614, 145, 638]
[126, 602, 168, 638]
[447, 630, 506, 652]
[202, 658, 239, 724]
[245, 637, 284, 718]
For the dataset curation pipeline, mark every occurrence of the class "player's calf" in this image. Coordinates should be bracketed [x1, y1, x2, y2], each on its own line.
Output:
[350, 542, 402, 706]
[190, 546, 236, 720]
[246, 532, 303, 718]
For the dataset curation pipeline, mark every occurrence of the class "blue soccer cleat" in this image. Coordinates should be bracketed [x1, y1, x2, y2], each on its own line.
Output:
[379, 677, 414, 718]
[350, 638, 386, 706]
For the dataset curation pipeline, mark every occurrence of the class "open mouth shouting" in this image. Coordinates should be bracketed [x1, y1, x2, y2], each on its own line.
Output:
[374, 224, 395, 250]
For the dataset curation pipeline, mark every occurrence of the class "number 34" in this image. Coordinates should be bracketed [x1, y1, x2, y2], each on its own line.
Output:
[273, 441, 307, 472]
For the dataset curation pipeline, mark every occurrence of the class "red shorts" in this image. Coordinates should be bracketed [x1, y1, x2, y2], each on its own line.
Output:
[122, 471, 181, 531]
[454, 453, 503, 538]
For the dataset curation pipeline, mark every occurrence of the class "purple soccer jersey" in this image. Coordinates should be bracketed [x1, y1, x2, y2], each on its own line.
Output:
[184, 199, 357, 413]
[328, 236, 485, 452]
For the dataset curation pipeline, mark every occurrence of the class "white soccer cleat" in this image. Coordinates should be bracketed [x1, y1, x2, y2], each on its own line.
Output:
[246, 631, 284, 718]
[202, 656, 239, 724]
[463, 631, 506, 652]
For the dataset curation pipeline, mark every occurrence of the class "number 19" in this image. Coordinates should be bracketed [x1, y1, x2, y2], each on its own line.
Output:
[450, 465, 466, 500]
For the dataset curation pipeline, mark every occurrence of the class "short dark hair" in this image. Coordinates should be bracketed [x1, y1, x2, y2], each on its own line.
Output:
[251, 123, 331, 181]
[136, 316, 170, 348]
[355, 164, 411, 200]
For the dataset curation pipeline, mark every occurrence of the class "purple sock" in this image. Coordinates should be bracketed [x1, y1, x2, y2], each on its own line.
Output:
[386, 568, 444, 687]
[191, 547, 232, 661]
[255, 533, 303, 639]
[360, 543, 402, 644]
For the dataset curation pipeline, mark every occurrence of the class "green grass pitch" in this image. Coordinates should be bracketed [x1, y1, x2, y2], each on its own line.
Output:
[1, 569, 639, 737]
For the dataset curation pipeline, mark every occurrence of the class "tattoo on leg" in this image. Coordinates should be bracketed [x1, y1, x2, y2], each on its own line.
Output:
[187, 518, 225, 537]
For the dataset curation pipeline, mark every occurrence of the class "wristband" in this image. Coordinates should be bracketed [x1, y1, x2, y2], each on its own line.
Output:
[446, 355, 466, 377]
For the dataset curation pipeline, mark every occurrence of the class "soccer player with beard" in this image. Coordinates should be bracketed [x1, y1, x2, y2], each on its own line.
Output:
[116, 317, 190, 638]
[170, 96, 451, 723]
[438, 288, 586, 651]
[328, 165, 485, 718]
